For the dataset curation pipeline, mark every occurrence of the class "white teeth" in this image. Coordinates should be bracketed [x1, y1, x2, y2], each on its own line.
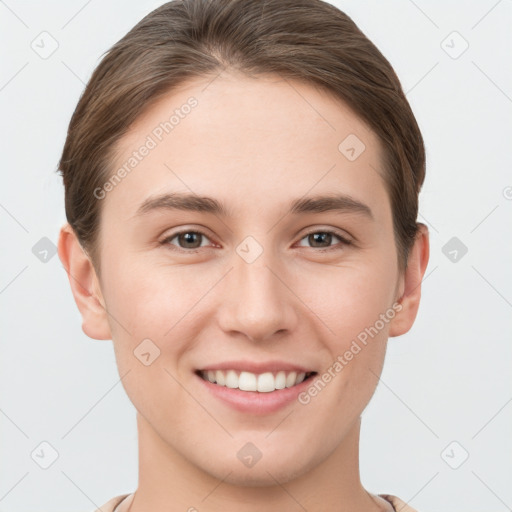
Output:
[275, 371, 286, 389]
[200, 369, 312, 392]
[225, 370, 238, 388]
[295, 372, 306, 385]
[215, 370, 225, 386]
[285, 371, 297, 388]
[239, 371, 257, 391]
[257, 372, 275, 393]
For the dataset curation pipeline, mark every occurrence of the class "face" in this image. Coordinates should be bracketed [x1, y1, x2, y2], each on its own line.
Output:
[90, 72, 407, 485]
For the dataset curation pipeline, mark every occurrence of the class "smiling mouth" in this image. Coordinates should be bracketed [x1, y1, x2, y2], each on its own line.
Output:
[196, 369, 318, 393]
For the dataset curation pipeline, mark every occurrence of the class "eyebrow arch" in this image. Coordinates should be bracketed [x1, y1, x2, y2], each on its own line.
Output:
[134, 192, 374, 220]
[290, 194, 374, 220]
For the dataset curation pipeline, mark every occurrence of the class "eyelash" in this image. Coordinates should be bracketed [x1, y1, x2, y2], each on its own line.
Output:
[160, 228, 352, 253]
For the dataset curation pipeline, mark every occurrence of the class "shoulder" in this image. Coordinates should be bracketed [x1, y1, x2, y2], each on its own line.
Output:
[91, 492, 417, 512]
[91, 493, 131, 512]
[379, 493, 419, 512]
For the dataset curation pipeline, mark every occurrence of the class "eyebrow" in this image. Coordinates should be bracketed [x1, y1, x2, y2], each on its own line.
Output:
[134, 192, 374, 220]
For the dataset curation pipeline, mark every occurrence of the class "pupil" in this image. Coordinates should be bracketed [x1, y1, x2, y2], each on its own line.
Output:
[181, 232, 200, 248]
[310, 232, 331, 247]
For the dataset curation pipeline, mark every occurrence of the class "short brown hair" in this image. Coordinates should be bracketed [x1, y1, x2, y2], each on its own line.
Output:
[58, 0, 426, 273]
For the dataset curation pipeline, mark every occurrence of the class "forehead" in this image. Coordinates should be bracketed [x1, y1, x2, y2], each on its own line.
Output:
[105, 71, 389, 221]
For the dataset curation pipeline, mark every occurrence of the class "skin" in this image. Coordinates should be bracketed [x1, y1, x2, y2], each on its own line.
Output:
[58, 71, 429, 512]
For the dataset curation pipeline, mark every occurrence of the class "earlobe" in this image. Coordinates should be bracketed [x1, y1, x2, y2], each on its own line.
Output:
[57, 223, 112, 340]
[388, 223, 430, 338]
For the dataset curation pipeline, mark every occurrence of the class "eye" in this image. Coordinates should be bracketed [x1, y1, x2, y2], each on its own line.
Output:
[296, 230, 352, 251]
[160, 228, 352, 253]
[161, 229, 213, 251]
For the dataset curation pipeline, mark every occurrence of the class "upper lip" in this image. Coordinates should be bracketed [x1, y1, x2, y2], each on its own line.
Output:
[197, 360, 316, 374]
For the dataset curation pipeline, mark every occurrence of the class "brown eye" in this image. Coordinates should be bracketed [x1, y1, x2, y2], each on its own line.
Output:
[163, 230, 211, 251]
[297, 230, 352, 250]
[308, 232, 333, 248]
[178, 232, 202, 248]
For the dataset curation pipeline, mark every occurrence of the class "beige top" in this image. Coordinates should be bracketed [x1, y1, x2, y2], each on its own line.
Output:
[95, 491, 419, 512]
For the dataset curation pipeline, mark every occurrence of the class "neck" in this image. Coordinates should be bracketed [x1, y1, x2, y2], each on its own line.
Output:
[126, 413, 388, 512]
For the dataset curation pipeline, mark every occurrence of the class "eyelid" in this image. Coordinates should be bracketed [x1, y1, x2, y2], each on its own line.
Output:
[160, 226, 353, 252]
[295, 227, 353, 249]
[299, 226, 352, 240]
[160, 227, 217, 252]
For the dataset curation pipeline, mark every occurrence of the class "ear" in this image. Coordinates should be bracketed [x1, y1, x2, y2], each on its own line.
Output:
[57, 223, 111, 340]
[388, 223, 430, 337]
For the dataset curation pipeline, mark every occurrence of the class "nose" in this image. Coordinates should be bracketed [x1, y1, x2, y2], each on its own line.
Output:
[216, 250, 299, 343]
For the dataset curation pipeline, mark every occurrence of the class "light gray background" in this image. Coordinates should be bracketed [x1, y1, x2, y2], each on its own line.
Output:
[1, 1, 511, 511]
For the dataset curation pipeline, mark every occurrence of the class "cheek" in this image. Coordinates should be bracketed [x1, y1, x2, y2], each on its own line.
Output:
[306, 260, 398, 346]
[103, 258, 224, 396]
[102, 254, 210, 338]
[299, 260, 396, 411]
[102, 261, 202, 423]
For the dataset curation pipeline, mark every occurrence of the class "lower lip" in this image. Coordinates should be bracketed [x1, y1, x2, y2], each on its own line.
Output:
[195, 372, 316, 414]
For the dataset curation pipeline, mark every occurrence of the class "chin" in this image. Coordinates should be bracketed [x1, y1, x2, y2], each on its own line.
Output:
[217, 464, 308, 488]
[197, 446, 315, 487]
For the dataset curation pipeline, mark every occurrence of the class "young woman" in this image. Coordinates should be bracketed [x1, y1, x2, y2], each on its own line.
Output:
[57, 1, 429, 510]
